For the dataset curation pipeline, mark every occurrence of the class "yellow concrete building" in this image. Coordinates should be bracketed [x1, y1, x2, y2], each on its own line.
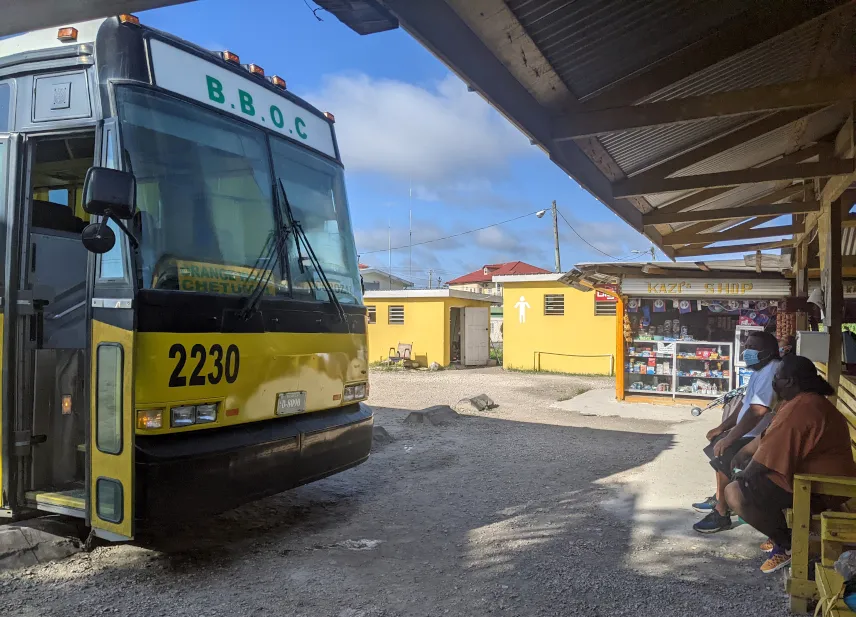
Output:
[364, 290, 496, 367]
[496, 274, 617, 375]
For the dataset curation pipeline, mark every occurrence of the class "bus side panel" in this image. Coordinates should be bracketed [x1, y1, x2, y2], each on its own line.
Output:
[134, 332, 368, 433]
[0, 313, 4, 509]
[89, 320, 134, 539]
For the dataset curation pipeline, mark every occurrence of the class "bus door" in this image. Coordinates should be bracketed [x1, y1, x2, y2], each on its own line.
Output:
[0, 133, 23, 516]
[87, 119, 136, 541]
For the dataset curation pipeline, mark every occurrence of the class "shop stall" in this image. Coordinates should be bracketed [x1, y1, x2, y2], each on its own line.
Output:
[619, 276, 792, 401]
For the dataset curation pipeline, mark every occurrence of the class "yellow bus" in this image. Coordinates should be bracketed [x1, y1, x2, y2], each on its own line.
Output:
[0, 16, 372, 542]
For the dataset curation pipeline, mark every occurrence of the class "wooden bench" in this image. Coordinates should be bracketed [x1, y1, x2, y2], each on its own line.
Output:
[813, 511, 856, 616]
[788, 371, 856, 613]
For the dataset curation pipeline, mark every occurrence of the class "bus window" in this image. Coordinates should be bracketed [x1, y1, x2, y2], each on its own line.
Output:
[0, 83, 9, 132]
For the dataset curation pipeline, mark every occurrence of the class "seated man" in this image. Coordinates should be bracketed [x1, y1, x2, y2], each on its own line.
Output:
[725, 355, 856, 573]
[693, 331, 780, 533]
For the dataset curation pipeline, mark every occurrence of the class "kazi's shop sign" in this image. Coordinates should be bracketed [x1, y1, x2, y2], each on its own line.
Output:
[621, 277, 791, 298]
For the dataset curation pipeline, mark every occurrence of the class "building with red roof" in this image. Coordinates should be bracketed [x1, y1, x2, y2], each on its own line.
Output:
[447, 261, 551, 297]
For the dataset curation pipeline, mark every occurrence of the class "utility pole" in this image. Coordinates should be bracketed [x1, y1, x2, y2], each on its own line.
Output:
[551, 200, 561, 273]
[387, 213, 392, 290]
[428, 269, 433, 289]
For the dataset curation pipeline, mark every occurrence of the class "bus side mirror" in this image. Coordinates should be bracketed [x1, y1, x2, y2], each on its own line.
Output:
[83, 167, 136, 219]
[81, 221, 116, 254]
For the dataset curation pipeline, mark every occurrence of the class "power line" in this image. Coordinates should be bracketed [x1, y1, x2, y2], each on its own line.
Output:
[359, 210, 543, 255]
[555, 207, 651, 262]
[555, 208, 620, 260]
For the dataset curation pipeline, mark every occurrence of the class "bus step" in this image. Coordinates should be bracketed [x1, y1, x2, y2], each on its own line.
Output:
[25, 487, 85, 518]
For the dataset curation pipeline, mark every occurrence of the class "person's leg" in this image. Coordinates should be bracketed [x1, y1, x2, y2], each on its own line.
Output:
[715, 470, 730, 515]
[725, 481, 789, 547]
[726, 478, 793, 573]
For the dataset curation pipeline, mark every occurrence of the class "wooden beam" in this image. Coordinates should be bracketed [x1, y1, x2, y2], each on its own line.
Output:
[821, 114, 856, 204]
[664, 223, 804, 246]
[639, 157, 812, 217]
[674, 239, 795, 258]
[843, 215, 856, 227]
[617, 160, 853, 198]
[554, 75, 856, 139]
[825, 197, 843, 391]
[695, 262, 711, 272]
[579, 3, 852, 109]
[625, 110, 820, 186]
[644, 200, 820, 225]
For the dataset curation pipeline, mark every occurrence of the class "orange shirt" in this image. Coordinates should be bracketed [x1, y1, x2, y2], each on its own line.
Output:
[754, 392, 856, 492]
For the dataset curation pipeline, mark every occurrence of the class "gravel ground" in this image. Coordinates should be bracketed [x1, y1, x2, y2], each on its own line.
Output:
[2, 367, 790, 616]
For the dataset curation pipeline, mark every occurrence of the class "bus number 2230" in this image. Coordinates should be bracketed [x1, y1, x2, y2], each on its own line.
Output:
[168, 343, 240, 387]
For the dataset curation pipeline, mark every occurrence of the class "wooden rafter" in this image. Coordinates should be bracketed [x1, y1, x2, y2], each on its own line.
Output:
[620, 110, 819, 185]
[554, 75, 856, 139]
[619, 159, 852, 198]
[644, 200, 820, 225]
[664, 223, 804, 246]
[674, 239, 796, 258]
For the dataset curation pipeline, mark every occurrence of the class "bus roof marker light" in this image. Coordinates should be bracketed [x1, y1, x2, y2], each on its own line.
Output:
[221, 51, 240, 64]
[270, 75, 287, 89]
[57, 27, 78, 42]
[247, 64, 265, 77]
[324, 112, 335, 123]
[118, 14, 140, 25]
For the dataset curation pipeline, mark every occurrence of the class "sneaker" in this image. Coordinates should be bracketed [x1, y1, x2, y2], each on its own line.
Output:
[693, 510, 733, 534]
[692, 495, 717, 513]
[760, 546, 791, 574]
[760, 538, 775, 553]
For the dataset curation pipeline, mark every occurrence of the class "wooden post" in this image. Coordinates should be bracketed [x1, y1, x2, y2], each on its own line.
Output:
[825, 197, 843, 391]
[615, 296, 625, 401]
[795, 236, 809, 331]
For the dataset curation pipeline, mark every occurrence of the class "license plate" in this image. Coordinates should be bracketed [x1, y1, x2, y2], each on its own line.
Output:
[275, 391, 306, 416]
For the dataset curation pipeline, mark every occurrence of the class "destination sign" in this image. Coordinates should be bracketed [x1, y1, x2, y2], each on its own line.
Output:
[149, 39, 337, 158]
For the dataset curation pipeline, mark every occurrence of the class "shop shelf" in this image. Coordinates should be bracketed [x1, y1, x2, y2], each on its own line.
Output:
[676, 374, 729, 379]
[674, 391, 724, 398]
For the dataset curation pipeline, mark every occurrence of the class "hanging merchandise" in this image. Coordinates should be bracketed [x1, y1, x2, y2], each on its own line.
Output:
[653, 299, 667, 313]
[679, 300, 692, 314]
[627, 298, 639, 313]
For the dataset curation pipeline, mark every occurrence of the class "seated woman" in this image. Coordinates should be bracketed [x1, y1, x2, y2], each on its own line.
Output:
[724, 355, 856, 574]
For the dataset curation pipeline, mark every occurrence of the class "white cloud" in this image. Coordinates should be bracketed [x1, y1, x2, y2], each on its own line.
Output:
[306, 73, 531, 183]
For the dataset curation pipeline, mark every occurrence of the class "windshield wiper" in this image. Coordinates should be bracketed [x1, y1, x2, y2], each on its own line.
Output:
[277, 178, 347, 323]
[237, 224, 290, 319]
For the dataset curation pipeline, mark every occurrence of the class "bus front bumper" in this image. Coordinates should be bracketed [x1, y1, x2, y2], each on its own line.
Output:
[134, 402, 373, 524]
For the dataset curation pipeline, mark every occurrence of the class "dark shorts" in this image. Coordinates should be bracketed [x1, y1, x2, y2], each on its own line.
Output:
[704, 432, 754, 476]
[738, 474, 849, 514]
[738, 474, 793, 514]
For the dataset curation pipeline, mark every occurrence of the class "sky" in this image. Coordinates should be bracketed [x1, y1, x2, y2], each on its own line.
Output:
[141, 0, 660, 287]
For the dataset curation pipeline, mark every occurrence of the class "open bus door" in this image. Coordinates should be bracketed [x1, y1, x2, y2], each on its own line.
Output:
[0, 132, 23, 516]
[86, 119, 135, 541]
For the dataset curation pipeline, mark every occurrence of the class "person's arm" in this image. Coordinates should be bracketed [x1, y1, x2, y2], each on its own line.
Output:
[731, 435, 761, 471]
[707, 411, 738, 441]
[713, 404, 770, 456]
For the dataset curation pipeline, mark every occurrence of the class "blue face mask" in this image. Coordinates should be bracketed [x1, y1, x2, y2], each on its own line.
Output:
[743, 349, 761, 367]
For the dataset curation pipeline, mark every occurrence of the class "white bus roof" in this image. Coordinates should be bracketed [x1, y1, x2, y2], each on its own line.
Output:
[0, 19, 106, 56]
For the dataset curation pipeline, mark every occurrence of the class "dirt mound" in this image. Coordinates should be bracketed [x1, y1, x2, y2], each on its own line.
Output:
[403, 405, 460, 426]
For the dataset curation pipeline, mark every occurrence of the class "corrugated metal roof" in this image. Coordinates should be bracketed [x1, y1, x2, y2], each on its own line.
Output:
[844, 227, 856, 257]
[505, 0, 747, 100]
[674, 106, 848, 177]
[600, 15, 832, 175]
[599, 116, 749, 174]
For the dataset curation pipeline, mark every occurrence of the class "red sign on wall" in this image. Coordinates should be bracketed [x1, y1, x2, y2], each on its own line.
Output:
[595, 290, 617, 303]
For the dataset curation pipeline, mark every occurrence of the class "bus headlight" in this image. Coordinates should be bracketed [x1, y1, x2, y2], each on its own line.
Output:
[343, 382, 367, 402]
[196, 403, 218, 424]
[171, 405, 196, 427]
[136, 409, 163, 430]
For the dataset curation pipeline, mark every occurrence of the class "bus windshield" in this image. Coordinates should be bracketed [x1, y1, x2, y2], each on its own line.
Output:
[116, 86, 361, 304]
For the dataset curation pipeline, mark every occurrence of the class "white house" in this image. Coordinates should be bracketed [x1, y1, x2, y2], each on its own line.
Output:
[359, 264, 413, 291]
